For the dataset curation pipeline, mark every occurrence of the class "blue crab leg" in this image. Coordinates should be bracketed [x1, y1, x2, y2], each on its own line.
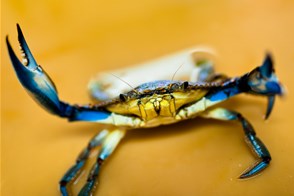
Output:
[6, 24, 113, 122]
[78, 129, 125, 196]
[59, 129, 109, 196]
[200, 108, 271, 178]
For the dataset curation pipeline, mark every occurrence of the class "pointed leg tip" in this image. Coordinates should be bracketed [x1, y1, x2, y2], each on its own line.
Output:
[238, 169, 255, 179]
[263, 114, 270, 121]
[238, 173, 251, 179]
[239, 160, 270, 180]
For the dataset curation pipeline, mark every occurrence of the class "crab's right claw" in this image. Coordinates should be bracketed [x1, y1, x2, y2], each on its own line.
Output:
[6, 24, 61, 115]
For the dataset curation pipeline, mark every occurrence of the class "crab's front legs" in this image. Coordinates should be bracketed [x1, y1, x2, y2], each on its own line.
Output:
[200, 108, 271, 178]
[60, 129, 125, 196]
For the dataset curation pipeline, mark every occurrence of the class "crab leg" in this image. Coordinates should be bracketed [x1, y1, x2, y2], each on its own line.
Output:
[200, 108, 271, 178]
[59, 129, 109, 195]
[60, 128, 125, 196]
[78, 129, 125, 196]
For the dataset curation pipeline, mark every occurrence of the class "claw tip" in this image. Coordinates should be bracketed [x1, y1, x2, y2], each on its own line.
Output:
[16, 24, 26, 43]
[16, 23, 21, 31]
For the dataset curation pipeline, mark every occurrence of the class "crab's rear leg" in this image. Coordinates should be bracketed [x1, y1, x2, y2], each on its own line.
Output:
[60, 129, 125, 196]
[78, 129, 125, 195]
[200, 108, 271, 178]
[60, 130, 108, 195]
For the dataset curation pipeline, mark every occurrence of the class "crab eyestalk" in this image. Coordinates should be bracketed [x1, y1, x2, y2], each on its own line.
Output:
[6, 24, 61, 115]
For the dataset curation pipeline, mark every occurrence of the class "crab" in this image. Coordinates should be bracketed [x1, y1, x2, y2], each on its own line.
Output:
[6, 24, 284, 196]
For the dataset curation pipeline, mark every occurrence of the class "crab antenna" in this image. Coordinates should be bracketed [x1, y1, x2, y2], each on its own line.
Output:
[109, 73, 140, 94]
[171, 63, 184, 81]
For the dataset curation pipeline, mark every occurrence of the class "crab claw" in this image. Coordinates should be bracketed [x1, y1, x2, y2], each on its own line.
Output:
[264, 96, 275, 120]
[6, 24, 61, 115]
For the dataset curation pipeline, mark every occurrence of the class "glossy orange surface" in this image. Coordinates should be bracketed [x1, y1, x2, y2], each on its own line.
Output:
[2, 0, 294, 195]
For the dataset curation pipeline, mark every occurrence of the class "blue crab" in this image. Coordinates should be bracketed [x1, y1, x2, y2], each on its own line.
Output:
[6, 24, 284, 196]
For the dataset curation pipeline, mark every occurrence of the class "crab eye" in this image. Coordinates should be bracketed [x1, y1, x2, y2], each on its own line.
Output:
[181, 81, 189, 89]
[119, 94, 128, 102]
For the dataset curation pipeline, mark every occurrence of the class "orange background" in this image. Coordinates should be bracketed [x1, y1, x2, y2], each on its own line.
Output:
[2, 0, 294, 195]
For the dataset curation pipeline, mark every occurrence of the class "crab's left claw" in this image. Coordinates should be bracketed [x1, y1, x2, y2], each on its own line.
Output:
[6, 24, 62, 115]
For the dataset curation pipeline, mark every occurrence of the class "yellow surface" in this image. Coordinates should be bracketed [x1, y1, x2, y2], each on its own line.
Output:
[2, 0, 294, 195]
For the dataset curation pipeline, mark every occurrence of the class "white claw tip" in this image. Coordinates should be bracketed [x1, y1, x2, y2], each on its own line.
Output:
[22, 58, 28, 65]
